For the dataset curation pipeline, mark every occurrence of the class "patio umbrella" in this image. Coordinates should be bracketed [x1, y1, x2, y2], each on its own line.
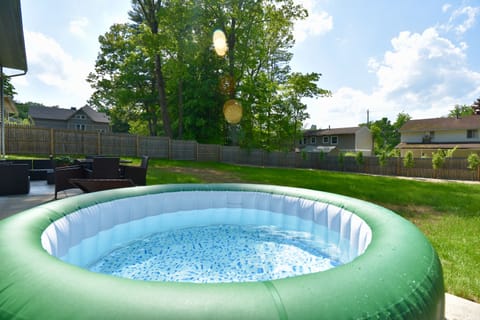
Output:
[0, 0, 28, 158]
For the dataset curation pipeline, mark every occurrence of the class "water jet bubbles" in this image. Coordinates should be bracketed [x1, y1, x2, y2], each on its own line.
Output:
[213, 29, 228, 57]
[223, 99, 243, 124]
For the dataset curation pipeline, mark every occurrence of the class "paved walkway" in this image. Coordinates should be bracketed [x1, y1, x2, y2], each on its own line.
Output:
[0, 181, 479, 319]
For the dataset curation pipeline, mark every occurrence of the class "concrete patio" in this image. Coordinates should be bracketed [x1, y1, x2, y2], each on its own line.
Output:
[0, 181, 479, 319]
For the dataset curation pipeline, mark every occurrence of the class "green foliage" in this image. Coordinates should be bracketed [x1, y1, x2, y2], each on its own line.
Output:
[403, 151, 414, 168]
[432, 149, 445, 170]
[355, 151, 364, 166]
[1, 74, 16, 97]
[88, 0, 329, 149]
[378, 150, 388, 167]
[467, 153, 480, 170]
[432, 146, 457, 170]
[338, 152, 344, 170]
[367, 112, 410, 155]
[448, 104, 474, 118]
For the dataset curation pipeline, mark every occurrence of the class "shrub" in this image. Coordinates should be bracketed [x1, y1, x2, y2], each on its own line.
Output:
[355, 151, 364, 166]
[467, 153, 480, 170]
[378, 151, 388, 167]
[338, 152, 344, 170]
[403, 151, 415, 168]
[431, 149, 445, 170]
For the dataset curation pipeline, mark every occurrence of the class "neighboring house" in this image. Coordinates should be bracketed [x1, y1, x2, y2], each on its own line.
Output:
[397, 115, 480, 157]
[2, 97, 18, 121]
[299, 126, 373, 156]
[29, 105, 110, 133]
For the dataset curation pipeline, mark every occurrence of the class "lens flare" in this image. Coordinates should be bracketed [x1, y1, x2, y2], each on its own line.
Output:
[223, 99, 242, 124]
[213, 29, 228, 57]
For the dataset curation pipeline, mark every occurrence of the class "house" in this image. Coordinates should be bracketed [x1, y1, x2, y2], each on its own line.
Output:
[397, 115, 480, 157]
[29, 105, 110, 133]
[299, 126, 373, 156]
[2, 97, 18, 121]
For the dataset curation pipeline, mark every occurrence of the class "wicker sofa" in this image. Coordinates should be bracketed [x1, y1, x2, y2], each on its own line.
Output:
[0, 163, 30, 195]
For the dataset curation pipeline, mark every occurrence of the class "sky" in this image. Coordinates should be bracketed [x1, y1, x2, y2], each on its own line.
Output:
[9, 0, 480, 129]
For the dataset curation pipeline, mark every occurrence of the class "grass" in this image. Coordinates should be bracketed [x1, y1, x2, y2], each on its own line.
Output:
[148, 159, 480, 302]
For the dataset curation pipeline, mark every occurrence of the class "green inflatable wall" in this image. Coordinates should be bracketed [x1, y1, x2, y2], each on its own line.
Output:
[0, 184, 444, 319]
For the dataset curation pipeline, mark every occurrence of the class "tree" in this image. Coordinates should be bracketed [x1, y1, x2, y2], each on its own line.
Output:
[129, 0, 173, 137]
[448, 104, 473, 118]
[87, 0, 330, 148]
[1, 74, 16, 97]
[368, 113, 410, 155]
[87, 23, 159, 134]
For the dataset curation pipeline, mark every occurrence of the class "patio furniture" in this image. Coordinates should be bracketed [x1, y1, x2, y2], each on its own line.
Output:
[120, 156, 149, 186]
[69, 178, 135, 193]
[54, 165, 86, 199]
[0, 163, 30, 195]
[30, 159, 55, 181]
[84, 157, 120, 179]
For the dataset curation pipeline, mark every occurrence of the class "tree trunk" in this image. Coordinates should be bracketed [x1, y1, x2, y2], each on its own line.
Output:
[177, 78, 184, 139]
[155, 54, 172, 138]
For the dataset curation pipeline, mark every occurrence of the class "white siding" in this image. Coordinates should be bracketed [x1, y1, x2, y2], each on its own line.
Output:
[355, 127, 373, 156]
[402, 130, 480, 143]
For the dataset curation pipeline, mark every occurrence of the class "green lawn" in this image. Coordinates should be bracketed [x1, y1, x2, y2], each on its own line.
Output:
[148, 159, 480, 302]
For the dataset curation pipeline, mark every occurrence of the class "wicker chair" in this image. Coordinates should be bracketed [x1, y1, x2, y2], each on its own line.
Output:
[85, 157, 120, 179]
[54, 165, 85, 199]
[121, 156, 149, 186]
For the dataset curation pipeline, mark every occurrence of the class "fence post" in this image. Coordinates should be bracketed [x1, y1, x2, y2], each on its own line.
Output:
[97, 132, 101, 155]
[168, 138, 172, 160]
[50, 128, 54, 155]
[136, 135, 140, 157]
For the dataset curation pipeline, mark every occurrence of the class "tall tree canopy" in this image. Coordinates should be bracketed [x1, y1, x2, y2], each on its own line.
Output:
[448, 104, 474, 118]
[366, 112, 410, 154]
[87, 0, 330, 149]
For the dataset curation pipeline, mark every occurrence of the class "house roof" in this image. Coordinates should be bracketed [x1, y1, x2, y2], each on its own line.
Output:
[305, 126, 361, 136]
[400, 115, 480, 132]
[75, 106, 110, 123]
[0, 0, 27, 72]
[29, 105, 110, 124]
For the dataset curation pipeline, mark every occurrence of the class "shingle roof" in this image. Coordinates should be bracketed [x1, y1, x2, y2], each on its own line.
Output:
[77, 106, 110, 123]
[305, 126, 361, 136]
[29, 105, 109, 123]
[400, 115, 480, 132]
[29, 106, 75, 120]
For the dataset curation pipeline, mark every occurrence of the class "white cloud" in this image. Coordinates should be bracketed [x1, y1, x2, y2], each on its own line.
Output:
[307, 25, 480, 128]
[69, 17, 90, 38]
[442, 4, 452, 13]
[17, 31, 92, 106]
[293, 0, 333, 43]
[442, 5, 480, 34]
[451, 6, 479, 34]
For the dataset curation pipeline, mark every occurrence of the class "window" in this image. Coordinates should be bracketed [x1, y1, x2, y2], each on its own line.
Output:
[467, 129, 478, 139]
[76, 124, 86, 131]
[75, 114, 86, 120]
[310, 137, 316, 144]
[299, 137, 307, 145]
[331, 136, 338, 144]
[322, 136, 329, 144]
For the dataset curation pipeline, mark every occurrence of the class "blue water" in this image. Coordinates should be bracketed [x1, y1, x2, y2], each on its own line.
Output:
[88, 224, 340, 283]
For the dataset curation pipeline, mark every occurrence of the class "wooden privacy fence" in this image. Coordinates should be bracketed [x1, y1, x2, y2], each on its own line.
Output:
[4, 124, 480, 181]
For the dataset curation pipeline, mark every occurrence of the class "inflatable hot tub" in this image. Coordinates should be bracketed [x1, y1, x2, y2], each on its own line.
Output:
[0, 184, 444, 319]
